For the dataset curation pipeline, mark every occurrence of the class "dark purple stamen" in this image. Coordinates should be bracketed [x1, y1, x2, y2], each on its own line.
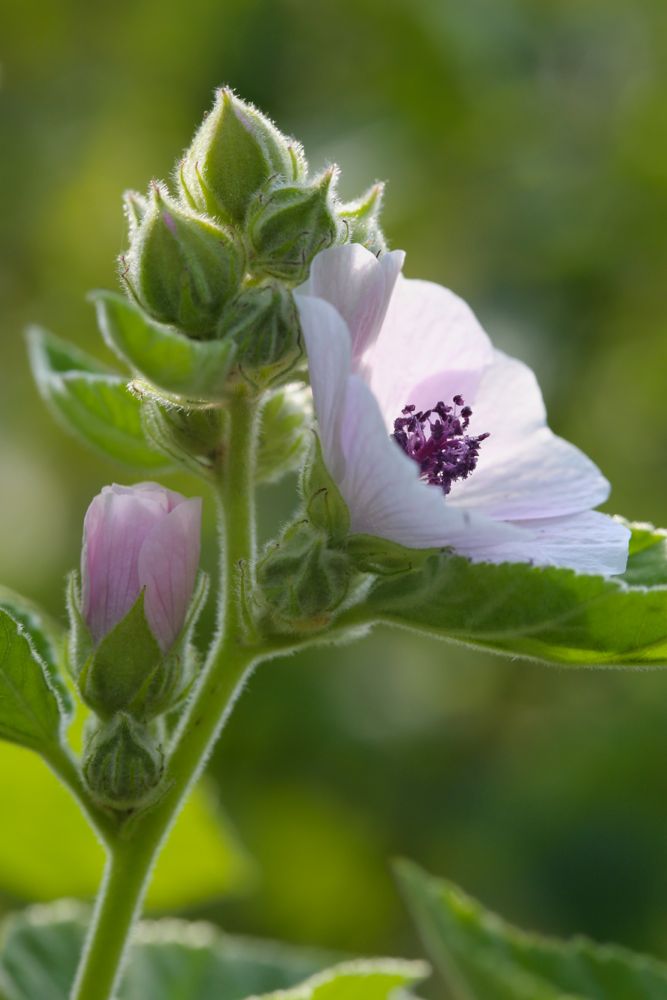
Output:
[392, 396, 489, 495]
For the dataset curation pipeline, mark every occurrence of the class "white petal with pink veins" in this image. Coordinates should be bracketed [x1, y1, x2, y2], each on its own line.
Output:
[367, 275, 494, 425]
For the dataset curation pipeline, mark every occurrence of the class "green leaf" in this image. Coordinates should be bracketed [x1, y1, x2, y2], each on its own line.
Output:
[26, 326, 171, 470]
[92, 290, 237, 401]
[0, 902, 333, 1000]
[396, 860, 667, 1000]
[0, 742, 253, 909]
[0, 609, 65, 754]
[253, 960, 428, 1000]
[0, 587, 71, 717]
[362, 522, 667, 666]
[620, 522, 667, 586]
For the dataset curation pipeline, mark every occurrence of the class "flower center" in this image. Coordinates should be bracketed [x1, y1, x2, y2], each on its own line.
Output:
[392, 395, 489, 495]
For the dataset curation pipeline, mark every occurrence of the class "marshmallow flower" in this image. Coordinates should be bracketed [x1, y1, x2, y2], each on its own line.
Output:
[82, 483, 202, 651]
[296, 245, 629, 575]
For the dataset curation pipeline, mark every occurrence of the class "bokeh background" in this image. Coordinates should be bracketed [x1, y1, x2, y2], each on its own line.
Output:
[3, 0, 667, 980]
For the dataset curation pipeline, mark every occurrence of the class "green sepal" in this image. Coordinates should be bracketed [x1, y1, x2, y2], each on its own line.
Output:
[82, 713, 164, 812]
[256, 386, 310, 484]
[346, 534, 438, 576]
[122, 189, 149, 240]
[124, 182, 244, 336]
[339, 182, 387, 254]
[163, 570, 209, 714]
[248, 169, 341, 284]
[26, 326, 171, 470]
[91, 290, 237, 401]
[301, 435, 350, 544]
[256, 522, 352, 633]
[79, 591, 162, 720]
[65, 571, 94, 682]
[178, 87, 306, 226]
[140, 395, 226, 477]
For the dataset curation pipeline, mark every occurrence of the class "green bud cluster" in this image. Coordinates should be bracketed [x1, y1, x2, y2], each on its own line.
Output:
[256, 522, 351, 631]
[251, 437, 354, 634]
[115, 87, 389, 401]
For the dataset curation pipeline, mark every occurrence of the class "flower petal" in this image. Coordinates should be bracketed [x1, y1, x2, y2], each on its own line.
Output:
[338, 375, 521, 550]
[299, 245, 404, 364]
[138, 497, 202, 651]
[464, 511, 630, 576]
[463, 350, 547, 458]
[104, 481, 187, 513]
[451, 428, 610, 520]
[82, 489, 166, 643]
[367, 276, 494, 425]
[295, 293, 352, 481]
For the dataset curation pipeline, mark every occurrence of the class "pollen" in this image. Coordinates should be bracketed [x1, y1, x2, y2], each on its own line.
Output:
[392, 395, 489, 495]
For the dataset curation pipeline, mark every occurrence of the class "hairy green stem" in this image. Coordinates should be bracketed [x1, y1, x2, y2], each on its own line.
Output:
[69, 390, 261, 1000]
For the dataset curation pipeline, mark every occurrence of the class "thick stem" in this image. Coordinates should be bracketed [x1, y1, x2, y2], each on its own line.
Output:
[70, 390, 259, 1000]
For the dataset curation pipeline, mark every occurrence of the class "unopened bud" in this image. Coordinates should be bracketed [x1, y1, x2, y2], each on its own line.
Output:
[247, 169, 341, 284]
[83, 714, 164, 811]
[339, 183, 387, 255]
[124, 182, 244, 336]
[71, 483, 202, 719]
[256, 522, 351, 631]
[141, 395, 225, 474]
[223, 283, 304, 387]
[179, 88, 306, 225]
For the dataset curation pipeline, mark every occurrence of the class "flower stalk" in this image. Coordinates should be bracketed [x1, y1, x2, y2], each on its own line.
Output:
[69, 390, 261, 1000]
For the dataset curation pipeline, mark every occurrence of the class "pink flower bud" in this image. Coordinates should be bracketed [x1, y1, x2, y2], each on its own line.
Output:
[81, 482, 202, 652]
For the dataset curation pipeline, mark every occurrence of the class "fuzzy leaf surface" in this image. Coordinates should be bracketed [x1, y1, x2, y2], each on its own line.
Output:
[397, 860, 667, 1000]
[27, 326, 170, 470]
[0, 903, 333, 1000]
[361, 522, 667, 666]
[0, 609, 65, 754]
[92, 290, 237, 401]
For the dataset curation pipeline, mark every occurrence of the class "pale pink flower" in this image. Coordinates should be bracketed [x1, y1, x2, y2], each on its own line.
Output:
[81, 482, 202, 651]
[296, 245, 629, 575]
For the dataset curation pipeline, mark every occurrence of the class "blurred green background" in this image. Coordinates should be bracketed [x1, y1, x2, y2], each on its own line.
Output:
[3, 0, 667, 973]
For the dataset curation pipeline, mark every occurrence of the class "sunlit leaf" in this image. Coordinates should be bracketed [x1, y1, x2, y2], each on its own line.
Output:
[92, 291, 237, 401]
[397, 860, 667, 1000]
[0, 610, 66, 753]
[27, 326, 171, 470]
[0, 902, 332, 1000]
[251, 959, 428, 1000]
[0, 587, 71, 716]
[362, 522, 667, 666]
